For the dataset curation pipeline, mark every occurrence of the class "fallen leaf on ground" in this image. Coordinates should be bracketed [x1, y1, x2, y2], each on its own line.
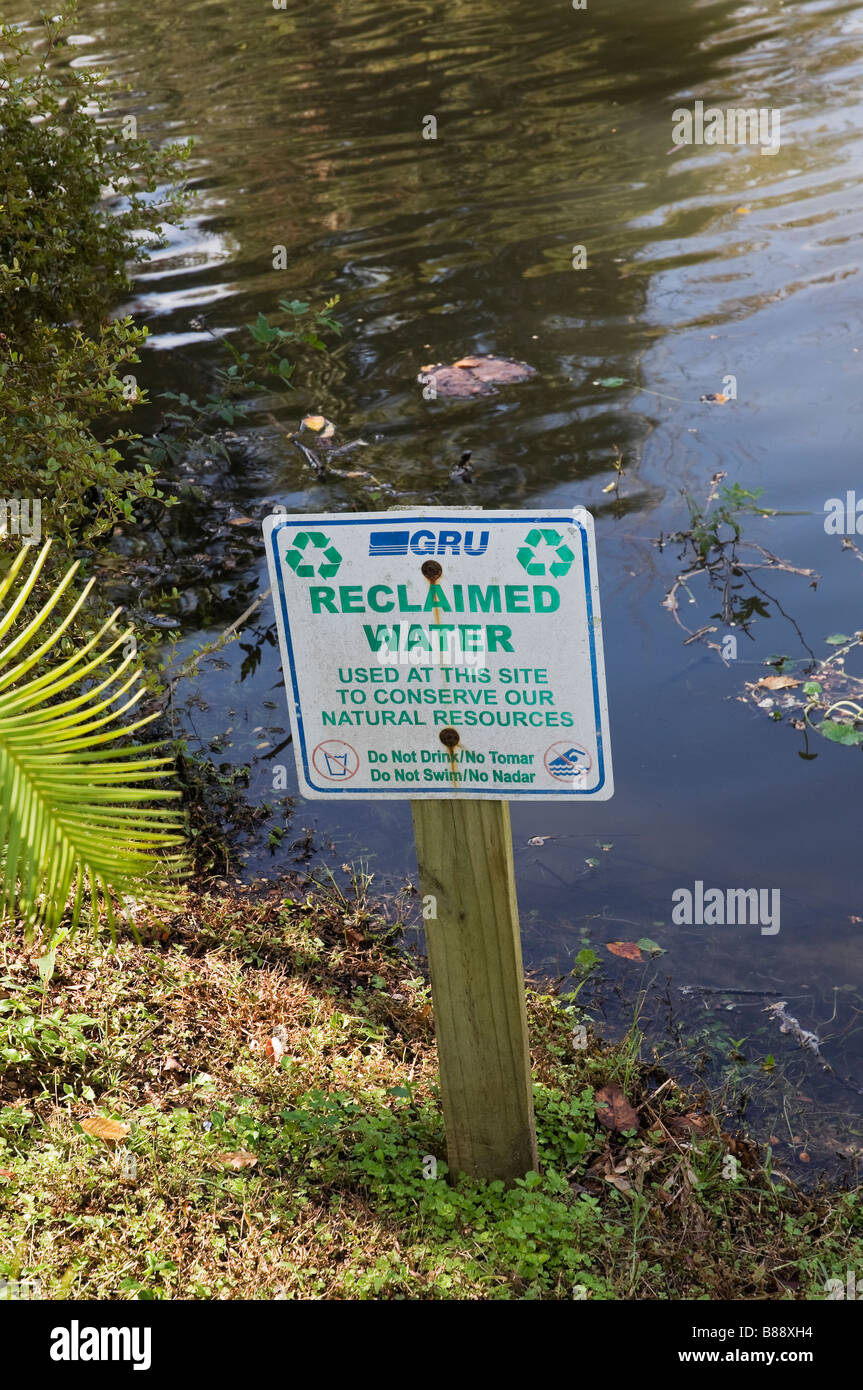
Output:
[418, 355, 536, 397]
[79, 1117, 130, 1144]
[606, 941, 643, 960]
[210, 1151, 258, 1170]
[595, 1084, 640, 1133]
[0, 1168, 15, 1180]
[265, 1025, 288, 1066]
[700, 392, 729, 404]
[668, 1112, 710, 1137]
[757, 674, 800, 690]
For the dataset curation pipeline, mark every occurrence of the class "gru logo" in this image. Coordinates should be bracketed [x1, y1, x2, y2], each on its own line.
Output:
[369, 529, 489, 558]
[50, 1321, 152, 1371]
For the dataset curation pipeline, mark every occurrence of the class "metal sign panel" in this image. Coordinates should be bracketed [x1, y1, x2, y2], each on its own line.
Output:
[263, 508, 613, 800]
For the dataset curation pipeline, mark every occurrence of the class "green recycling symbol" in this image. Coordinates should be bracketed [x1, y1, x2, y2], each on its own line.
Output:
[285, 531, 342, 579]
[516, 528, 575, 578]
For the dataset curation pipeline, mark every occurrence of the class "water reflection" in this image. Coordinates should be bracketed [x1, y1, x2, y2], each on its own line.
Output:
[11, 0, 863, 1174]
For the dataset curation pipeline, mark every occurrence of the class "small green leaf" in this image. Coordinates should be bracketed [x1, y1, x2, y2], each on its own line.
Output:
[574, 947, 600, 971]
[825, 634, 851, 646]
[819, 719, 863, 746]
[637, 937, 665, 956]
[36, 949, 56, 985]
[593, 377, 628, 388]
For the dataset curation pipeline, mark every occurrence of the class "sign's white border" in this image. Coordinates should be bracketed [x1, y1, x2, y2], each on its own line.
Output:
[263, 508, 613, 800]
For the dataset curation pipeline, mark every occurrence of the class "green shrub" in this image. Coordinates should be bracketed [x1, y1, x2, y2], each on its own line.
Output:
[0, 6, 188, 331]
[0, 4, 188, 545]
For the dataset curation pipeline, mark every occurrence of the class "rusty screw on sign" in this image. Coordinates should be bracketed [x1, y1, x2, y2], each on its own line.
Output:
[439, 725, 460, 785]
[422, 558, 444, 628]
[424, 559, 458, 779]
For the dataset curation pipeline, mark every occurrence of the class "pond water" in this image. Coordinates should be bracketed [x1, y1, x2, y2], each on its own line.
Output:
[20, 0, 863, 1176]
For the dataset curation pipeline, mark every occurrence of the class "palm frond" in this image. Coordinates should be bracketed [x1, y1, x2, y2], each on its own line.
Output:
[0, 541, 187, 934]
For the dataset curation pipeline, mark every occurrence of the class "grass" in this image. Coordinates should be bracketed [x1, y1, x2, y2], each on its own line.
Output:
[1, 880, 862, 1301]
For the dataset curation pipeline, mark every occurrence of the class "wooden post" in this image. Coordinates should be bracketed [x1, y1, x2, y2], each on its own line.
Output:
[411, 797, 538, 1183]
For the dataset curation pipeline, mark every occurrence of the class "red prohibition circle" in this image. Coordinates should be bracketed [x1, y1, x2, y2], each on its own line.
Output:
[543, 741, 592, 782]
[312, 739, 360, 782]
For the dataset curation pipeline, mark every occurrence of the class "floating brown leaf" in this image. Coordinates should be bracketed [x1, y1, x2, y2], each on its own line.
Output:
[595, 1084, 640, 1133]
[700, 392, 729, 404]
[418, 355, 536, 398]
[606, 940, 643, 961]
[210, 1151, 258, 1170]
[79, 1116, 130, 1144]
[301, 414, 336, 439]
[453, 355, 535, 383]
[757, 674, 800, 690]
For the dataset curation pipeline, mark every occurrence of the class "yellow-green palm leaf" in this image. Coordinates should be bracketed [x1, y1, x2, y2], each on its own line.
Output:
[0, 541, 187, 934]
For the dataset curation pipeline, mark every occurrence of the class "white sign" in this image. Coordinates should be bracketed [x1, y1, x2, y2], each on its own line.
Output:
[262, 508, 613, 800]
